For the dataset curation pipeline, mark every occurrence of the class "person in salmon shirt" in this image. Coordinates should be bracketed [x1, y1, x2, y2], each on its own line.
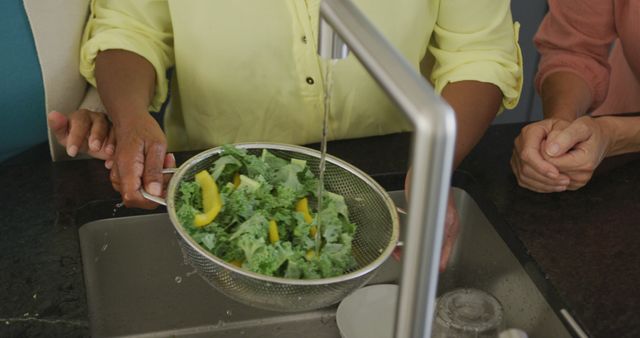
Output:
[511, 0, 640, 192]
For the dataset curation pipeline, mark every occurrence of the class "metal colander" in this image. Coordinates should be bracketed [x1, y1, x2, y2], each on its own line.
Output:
[164, 143, 399, 312]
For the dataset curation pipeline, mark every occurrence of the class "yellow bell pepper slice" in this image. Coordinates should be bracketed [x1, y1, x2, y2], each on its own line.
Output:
[233, 172, 241, 188]
[295, 197, 316, 236]
[193, 170, 222, 227]
[295, 197, 314, 224]
[229, 259, 243, 268]
[305, 250, 316, 261]
[268, 220, 280, 243]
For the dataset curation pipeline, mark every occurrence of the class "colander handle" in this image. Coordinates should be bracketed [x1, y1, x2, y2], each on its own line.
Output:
[139, 168, 178, 206]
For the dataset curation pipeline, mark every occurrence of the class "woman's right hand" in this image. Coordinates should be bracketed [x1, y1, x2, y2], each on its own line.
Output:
[108, 113, 169, 209]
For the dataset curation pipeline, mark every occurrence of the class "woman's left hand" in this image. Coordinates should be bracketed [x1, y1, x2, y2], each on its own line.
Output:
[48, 110, 115, 161]
[404, 168, 460, 272]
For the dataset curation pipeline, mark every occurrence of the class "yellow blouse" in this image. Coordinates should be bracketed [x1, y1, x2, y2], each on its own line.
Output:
[80, 0, 522, 151]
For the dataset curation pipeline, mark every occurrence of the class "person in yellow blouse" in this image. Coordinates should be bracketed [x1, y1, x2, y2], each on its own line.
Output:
[67, 0, 522, 271]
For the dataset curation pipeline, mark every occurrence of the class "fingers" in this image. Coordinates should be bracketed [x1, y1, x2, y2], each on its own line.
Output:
[110, 163, 121, 192]
[541, 118, 605, 191]
[48, 111, 70, 146]
[116, 140, 155, 208]
[164, 152, 176, 168]
[439, 194, 460, 272]
[566, 174, 591, 190]
[108, 113, 167, 209]
[142, 141, 167, 197]
[65, 110, 92, 157]
[49, 110, 115, 160]
[117, 139, 167, 209]
[510, 120, 585, 193]
[515, 137, 560, 179]
[403, 167, 412, 202]
[162, 153, 176, 197]
[88, 111, 110, 153]
[511, 150, 569, 192]
[545, 147, 589, 170]
[49, 110, 84, 157]
[99, 128, 117, 166]
[104, 129, 116, 169]
[104, 127, 116, 156]
[545, 155, 594, 191]
[111, 153, 176, 196]
[545, 120, 592, 157]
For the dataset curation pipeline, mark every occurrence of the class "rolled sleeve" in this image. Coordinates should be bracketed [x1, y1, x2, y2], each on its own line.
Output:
[79, 0, 174, 112]
[428, 0, 523, 111]
[534, 0, 616, 111]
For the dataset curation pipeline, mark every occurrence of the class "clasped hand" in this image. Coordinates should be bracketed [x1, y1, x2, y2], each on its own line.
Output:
[511, 116, 612, 192]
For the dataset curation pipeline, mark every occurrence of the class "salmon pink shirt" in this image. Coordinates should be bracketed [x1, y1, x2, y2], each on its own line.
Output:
[534, 0, 640, 115]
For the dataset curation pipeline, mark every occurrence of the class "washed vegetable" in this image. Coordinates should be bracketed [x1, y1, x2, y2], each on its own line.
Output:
[193, 170, 222, 227]
[176, 145, 357, 279]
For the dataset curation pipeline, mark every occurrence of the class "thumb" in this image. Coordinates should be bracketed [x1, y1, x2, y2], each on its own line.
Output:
[47, 111, 70, 145]
[545, 121, 591, 157]
[164, 152, 176, 168]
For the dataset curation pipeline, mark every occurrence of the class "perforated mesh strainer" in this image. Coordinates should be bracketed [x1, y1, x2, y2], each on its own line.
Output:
[163, 143, 399, 312]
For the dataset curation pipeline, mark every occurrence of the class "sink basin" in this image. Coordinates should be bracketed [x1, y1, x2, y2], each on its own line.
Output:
[79, 188, 580, 337]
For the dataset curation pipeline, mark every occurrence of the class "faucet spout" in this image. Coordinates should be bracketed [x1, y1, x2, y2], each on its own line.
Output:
[318, 1, 457, 338]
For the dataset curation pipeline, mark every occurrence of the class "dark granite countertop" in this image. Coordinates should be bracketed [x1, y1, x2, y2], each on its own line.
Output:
[1, 123, 638, 337]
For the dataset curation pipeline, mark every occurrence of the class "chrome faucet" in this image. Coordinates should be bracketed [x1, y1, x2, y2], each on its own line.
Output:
[317, 1, 457, 337]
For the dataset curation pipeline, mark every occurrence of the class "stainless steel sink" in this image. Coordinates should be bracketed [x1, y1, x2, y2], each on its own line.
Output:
[79, 188, 578, 337]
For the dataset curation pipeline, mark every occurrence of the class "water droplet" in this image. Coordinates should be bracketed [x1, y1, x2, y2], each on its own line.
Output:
[175, 276, 182, 283]
[4, 321, 9, 325]
[320, 313, 332, 324]
[181, 251, 190, 265]
[112, 202, 125, 216]
[226, 310, 233, 317]
[186, 269, 197, 277]
[101, 243, 109, 251]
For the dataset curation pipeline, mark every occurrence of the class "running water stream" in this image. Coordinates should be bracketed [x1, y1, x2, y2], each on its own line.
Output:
[314, 60, 336, 255]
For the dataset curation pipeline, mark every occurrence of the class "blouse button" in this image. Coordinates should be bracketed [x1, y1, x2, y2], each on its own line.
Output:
[306, 77, 315, 85]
